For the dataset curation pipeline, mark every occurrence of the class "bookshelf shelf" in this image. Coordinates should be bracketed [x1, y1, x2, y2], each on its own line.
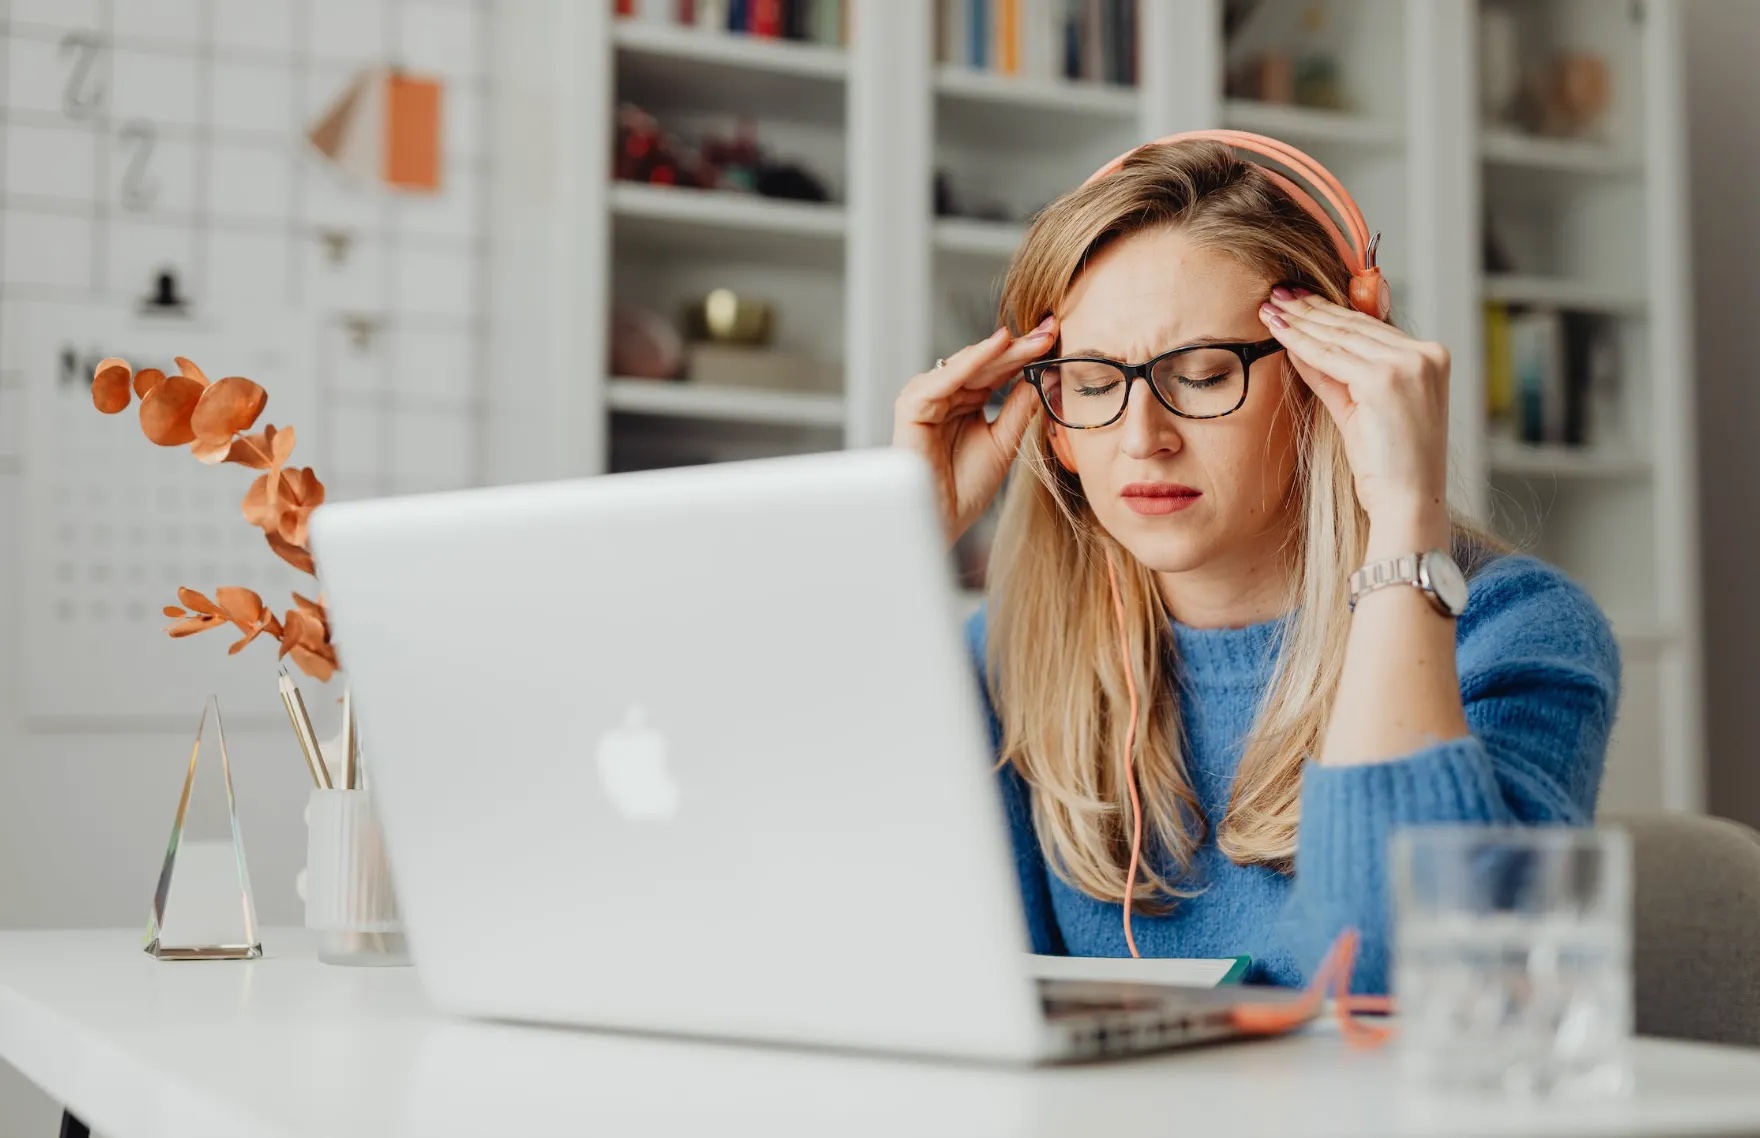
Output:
[607, 378, 845, 428]
[1609, 615, 1681, 652]
[1487, 438, 1650, 479]
[610, 182, 846, 266]
[1221, 100, 1403, 148]
[613, 18, 847, 80]
[1480, 128, 1641, 176]
[933, 65, 1136, 118]
[933, 217, 1026, 260]
[1482, 274, 1648, 314]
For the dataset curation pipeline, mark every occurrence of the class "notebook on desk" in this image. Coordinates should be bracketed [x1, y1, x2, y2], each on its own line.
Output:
[1027, 955, 1251, 988]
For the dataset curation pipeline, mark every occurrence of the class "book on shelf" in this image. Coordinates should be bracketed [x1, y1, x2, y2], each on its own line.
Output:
[616, 0, 849, 45]
[1487, 304, 1623, 449]
[1508, 308, 1566, 446]
[684, 343, 841, 394]
[936, 0, 1136, 85]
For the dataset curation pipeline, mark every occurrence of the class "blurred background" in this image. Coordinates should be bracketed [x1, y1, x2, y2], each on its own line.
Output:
[0, 0, 1755, 1129]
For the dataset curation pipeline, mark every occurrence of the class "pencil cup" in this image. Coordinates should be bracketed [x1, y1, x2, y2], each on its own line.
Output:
[303, 788, 410, 967]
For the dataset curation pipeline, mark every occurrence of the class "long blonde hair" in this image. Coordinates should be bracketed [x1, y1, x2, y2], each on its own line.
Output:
[986, 140, 1494, 909]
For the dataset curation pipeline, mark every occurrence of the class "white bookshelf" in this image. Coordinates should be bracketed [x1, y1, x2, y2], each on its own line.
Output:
[611, 16, 849, 81]
[491, 0, 1702, 815]
[932, 217, 1026, 260]
[1467, 0, 1702, 814]
[1487, 438, 1650, 480]
[1221, 100, 1402, 148]
[606, 378, 845, 428]
[1480, 128, 1642, 175]
[933, 65, 1138, 116]
[610, 182, 847, 267]
[1482, 273, 1648, 314]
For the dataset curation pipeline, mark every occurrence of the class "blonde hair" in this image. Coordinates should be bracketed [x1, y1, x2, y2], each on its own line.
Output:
[986, 140, 1498, 909]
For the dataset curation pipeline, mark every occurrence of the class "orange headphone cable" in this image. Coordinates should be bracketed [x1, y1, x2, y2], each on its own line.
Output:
[1099, 549, 1390, 1042]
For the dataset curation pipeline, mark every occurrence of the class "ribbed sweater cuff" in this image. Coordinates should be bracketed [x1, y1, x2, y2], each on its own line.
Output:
[1282, 738, 1509, 991]
[1297, 736, 1509, 892]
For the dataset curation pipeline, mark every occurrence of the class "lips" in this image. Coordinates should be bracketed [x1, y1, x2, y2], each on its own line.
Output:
[1120, 482, 1201, 516]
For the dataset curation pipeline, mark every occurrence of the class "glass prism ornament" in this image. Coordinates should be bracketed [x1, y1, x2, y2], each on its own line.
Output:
[143, 695, 263, 960]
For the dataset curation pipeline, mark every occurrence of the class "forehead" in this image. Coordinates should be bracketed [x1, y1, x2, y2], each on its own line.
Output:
[1057, 226, 1271, 355]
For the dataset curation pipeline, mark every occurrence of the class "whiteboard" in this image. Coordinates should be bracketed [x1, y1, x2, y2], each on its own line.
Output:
[21, 302, 328, 727]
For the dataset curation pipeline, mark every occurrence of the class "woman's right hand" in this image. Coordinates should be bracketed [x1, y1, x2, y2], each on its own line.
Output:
[892, 315, 1058, 544]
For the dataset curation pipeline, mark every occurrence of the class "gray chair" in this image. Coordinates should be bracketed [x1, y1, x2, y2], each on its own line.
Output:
[1616, 812, 1760, 1046]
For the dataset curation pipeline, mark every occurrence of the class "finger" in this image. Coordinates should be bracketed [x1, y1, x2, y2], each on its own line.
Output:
[1266, 299, 1407, 366]
[1259, 306, 1392, 392]
[1281, 350, 1353, 425]
[1271, 290, 1411, 351]
[906, 326, 1010, 400]
[987, 378, 1041, 457]
[899, 320, 1056, 417]
[955, 317, 1058, 391]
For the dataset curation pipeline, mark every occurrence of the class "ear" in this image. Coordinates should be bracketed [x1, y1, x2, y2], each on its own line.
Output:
[1047, 421, 1079, 473]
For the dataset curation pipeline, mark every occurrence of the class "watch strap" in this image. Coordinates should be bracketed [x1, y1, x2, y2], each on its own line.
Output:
[1348, 552, 1424, 611]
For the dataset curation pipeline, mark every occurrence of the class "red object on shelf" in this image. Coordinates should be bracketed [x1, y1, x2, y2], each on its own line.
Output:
[750, 0, 782, 36]
[615, 0, 635, 15]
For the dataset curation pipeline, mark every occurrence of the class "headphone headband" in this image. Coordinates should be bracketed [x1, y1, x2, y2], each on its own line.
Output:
[1082, 130, 1390, 320]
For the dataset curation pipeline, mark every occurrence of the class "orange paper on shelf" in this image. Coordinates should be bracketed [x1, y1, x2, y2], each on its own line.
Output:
[307, 66, 444, 193]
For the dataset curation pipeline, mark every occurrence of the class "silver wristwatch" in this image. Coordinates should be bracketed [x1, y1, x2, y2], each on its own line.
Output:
[1348, 549, 1469, 617]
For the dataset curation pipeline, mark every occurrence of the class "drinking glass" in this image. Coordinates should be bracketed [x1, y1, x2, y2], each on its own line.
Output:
[1392, 825, 1632, 1096]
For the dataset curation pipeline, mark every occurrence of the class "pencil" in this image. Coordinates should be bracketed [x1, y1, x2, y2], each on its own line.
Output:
[341, 687, 358, 791]
[279, 668, 331, 790]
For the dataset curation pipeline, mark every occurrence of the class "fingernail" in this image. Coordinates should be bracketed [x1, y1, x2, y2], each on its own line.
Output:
[1271, 286, 1294, 301]
[990, 326, 1009, 342]
[1292, 286, 1312, 297]
[1031, 315, 1056, 334]
[1262, 310, 1288, 329]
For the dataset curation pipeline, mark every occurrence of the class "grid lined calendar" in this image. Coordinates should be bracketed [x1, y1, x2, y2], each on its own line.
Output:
[0, 0, 489, 725]
[22, 302, 317, 723]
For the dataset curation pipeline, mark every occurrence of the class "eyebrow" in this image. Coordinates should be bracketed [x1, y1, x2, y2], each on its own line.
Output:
[1056, 335, 1246, 360]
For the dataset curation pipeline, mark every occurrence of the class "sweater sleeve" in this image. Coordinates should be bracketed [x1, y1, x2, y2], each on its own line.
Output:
[966, 607, 1067, 956]
[1276, 556, 1621, 994]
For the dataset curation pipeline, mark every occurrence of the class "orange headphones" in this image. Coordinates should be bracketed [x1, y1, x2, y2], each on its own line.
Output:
[1084, 129, 1390, 321]
[1069, 132, 1387, 975]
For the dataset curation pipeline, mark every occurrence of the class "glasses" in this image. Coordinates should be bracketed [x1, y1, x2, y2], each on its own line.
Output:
[1021, 339, 1286, 429]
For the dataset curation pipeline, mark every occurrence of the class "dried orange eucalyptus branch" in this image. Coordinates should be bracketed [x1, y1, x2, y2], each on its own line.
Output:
[91, 356, 339, 681]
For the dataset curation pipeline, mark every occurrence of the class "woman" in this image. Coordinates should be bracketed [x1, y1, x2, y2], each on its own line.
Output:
[891, 138, 1619, 994]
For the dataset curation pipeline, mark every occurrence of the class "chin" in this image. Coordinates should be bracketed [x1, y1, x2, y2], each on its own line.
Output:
[1098, 512, 1221, 575]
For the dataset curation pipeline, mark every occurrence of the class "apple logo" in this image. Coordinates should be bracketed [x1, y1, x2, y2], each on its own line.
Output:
[594, 704, 680, 821]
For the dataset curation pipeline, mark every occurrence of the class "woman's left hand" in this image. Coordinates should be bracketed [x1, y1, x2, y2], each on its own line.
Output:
[1258, 286, 1451, 541]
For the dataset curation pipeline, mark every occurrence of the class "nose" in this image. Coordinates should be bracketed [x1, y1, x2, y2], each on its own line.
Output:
[1117, 376, 1184, 461]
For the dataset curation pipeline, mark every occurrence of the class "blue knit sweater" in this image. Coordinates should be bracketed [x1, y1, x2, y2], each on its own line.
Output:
[966, 553, 1620, 994]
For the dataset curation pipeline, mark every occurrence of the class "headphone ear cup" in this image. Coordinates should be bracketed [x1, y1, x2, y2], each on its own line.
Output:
[1350, 268, 1391, 320]
[1047, 423, 1079, 473]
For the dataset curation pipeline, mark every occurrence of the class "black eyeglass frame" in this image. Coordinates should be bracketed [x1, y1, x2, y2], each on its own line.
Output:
[1020, 338, 1287, 429]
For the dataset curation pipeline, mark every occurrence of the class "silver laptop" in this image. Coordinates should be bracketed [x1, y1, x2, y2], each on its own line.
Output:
[309, 447, 1305, 1063]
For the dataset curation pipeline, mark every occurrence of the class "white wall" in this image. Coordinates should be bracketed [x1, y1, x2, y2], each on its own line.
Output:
[1683, 0, 1760, 831]
[0, 0, 488, 1132]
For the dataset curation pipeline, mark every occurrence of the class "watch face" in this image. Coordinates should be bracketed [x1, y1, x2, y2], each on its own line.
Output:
[1423, 552, 1470, 616]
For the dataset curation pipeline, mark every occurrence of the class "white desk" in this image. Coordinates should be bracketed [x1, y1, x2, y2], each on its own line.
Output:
[5, 930, 1760, 1138]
